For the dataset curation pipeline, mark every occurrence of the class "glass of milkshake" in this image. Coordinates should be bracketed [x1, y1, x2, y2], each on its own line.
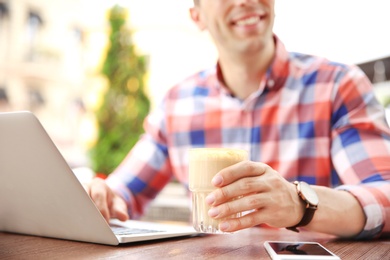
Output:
[188, 148, 248, 233]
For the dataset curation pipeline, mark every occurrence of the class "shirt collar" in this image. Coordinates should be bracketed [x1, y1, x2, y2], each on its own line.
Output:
[266, 35, 290, 91]
[214, 34, 290, 94]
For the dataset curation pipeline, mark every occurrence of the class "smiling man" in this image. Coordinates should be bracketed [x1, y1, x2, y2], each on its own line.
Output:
[85, 0, 390, 239]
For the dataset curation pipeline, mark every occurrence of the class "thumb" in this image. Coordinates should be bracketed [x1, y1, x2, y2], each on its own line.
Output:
[111, 195, 129, 221]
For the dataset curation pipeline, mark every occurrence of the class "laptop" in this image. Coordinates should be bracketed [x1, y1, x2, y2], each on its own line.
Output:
[0, 111, 197, 245]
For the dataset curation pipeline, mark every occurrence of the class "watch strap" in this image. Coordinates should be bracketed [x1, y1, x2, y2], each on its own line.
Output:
[286, 206, 316, 232]
[286, 181, 318, 232]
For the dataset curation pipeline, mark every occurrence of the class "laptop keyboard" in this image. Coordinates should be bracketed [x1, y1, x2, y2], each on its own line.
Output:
[111, 226, 164, 236]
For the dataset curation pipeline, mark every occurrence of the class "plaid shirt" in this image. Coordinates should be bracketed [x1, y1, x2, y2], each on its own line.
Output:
[107, 36, 390, 239]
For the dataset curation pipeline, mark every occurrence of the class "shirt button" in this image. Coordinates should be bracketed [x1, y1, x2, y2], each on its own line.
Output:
[268, 79, 275, 87]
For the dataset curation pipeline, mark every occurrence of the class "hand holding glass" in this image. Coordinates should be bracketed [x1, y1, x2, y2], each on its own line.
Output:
[188, 148, 248, 233]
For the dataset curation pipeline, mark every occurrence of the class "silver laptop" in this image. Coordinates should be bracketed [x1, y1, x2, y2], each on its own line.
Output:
[0, 111, 197, 245]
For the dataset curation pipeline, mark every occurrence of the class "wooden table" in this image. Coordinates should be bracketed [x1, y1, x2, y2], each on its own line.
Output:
[1, 228, 389, 259]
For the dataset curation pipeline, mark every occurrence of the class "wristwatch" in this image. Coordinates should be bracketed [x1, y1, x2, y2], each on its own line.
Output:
[286, 181, 319, 232]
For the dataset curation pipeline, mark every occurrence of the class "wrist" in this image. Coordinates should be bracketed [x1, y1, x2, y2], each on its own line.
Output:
[292, 191, 306, 226]
[286, 181, 319, 232]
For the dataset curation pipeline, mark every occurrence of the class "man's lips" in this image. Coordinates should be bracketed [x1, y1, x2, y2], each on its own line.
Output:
[232, 14, 266, 27]
[235, 16, 260, 26]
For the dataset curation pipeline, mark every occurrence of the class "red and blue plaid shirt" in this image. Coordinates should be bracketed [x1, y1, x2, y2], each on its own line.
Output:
[107, 36, 390, 239]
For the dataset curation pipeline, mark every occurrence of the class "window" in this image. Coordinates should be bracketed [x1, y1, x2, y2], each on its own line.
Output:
[0, 2, 8, 19]
[26, 10, 43, 61]
[0, 87, 10, 111]
[28, 88, 45, 110]
[0, 2, 9, 61]
[0, 87, 8, 102]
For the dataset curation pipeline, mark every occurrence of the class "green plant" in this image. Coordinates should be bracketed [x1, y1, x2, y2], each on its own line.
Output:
[89, 5, 150, 175]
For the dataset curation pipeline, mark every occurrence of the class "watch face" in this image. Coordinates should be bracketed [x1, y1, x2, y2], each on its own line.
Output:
[299, 182, 319, 205]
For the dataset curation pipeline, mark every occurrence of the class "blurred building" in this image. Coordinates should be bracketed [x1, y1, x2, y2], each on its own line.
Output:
[0, 0, 212, 169]
[358, 56, 390, 84]
[0, 0, 109, 167]
[358, 56, 390, 124]
[0, 0, 198, 222]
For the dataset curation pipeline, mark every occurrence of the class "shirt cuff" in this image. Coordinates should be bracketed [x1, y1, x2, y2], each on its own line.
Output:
[336, 184, 384, 239]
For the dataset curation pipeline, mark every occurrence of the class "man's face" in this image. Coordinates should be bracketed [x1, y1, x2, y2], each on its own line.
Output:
[191, 0, 275, 55]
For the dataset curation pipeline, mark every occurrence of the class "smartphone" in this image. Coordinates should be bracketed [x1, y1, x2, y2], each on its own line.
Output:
[264, 241, 340, 260]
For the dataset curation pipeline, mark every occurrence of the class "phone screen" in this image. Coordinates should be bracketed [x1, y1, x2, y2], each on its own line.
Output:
[267, 242, 333, 256]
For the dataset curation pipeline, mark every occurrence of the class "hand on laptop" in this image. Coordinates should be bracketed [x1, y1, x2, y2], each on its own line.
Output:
[83, 178, 129, 222]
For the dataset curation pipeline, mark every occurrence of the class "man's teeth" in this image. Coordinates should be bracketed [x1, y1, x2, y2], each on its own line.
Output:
[236, 16, 260, 26]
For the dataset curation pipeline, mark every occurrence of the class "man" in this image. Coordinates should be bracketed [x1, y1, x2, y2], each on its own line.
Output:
[85, 0, 390, 239]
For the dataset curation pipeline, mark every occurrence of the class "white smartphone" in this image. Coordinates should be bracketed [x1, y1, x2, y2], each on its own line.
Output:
[264, 241, 340, 260]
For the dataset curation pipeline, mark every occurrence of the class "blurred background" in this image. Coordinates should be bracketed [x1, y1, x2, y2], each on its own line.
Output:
[0, 0, 389, 222]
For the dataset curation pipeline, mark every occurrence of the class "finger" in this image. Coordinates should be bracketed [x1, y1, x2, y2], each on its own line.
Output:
[89, 179, 111, 222]
[82, 183, 90, 195]
[212, 161, 270, 187]
[110, 195, 129, 221]
[218, 204, 298, 232]
[208, 192, 267, 219]
[207, 174, 269, 206]
[218, 210, 264, 232]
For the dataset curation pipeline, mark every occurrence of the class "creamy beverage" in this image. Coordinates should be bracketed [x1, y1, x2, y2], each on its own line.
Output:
[188, 148, 248, 233]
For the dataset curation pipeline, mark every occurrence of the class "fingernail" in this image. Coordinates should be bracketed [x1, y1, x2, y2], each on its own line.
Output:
[205, 194, 215, 205]
[208, 207, 219, 217]
[211, 175, 223, 186]
[219, 222, 230, 231]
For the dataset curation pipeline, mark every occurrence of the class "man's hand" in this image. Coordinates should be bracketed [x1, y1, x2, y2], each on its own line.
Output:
[83, 178, 129, 223]
[205, 161, 304, 232]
